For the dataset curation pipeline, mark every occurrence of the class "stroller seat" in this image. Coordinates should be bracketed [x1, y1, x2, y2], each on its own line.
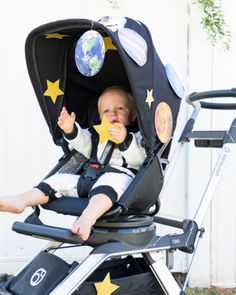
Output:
[12, 134, 165, 246]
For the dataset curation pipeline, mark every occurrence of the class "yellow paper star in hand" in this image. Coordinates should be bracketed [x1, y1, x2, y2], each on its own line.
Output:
[145, 89, 155, 109]
[94, 272, 120, 295]
[93, 116, 119, 144]
[45, 33, 68, 39]
[44, 79, 64, 104]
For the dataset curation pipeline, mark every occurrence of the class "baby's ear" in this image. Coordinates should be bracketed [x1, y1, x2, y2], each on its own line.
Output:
[130, 110, 137, 122]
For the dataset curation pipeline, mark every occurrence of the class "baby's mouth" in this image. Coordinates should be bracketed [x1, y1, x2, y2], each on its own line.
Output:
[111, 119, 119, 124]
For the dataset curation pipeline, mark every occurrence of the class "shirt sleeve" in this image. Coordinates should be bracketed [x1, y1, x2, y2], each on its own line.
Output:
[63, 122, 92, 159]
[120, 132, 146, 169]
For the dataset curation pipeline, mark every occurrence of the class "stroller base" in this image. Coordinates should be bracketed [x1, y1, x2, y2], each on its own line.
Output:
[49, 239, 181, 295]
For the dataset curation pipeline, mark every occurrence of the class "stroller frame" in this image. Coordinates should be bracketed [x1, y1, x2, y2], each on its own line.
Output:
[3, 88, 236, 295]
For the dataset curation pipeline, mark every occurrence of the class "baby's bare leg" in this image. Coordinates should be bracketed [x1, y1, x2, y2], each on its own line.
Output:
[0, 188, 49, 214]
[71, 194, 113, 241]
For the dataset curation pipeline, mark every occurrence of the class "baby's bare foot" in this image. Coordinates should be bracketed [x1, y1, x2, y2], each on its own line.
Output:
[71, 215, 95, 241]
[0, 196, 26, 214]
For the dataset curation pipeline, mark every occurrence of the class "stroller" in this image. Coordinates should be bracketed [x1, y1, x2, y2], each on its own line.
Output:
[1, 16, 236, 295]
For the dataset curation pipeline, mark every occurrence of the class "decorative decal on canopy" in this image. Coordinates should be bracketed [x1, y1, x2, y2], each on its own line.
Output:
[166, 63, 185, 99]
[43, 79, 64, 104]
[94, 272, 120, 295]
[99, 16, 127, 32]
[118, 28, 147, 66]
[155, 102, 173, 143]
[145, 89, 155, 109]
[45, 33, 69, 39]
[75, 30, 105, 77]
[93, 116, 119, 144]
[103, 36, 117, 52]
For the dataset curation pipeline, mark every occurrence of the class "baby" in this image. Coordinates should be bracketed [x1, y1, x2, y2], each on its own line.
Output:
[0, 86, 146, 240]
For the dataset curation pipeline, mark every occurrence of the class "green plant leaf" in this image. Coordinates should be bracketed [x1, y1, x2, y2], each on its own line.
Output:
[194, 0, 231, 50]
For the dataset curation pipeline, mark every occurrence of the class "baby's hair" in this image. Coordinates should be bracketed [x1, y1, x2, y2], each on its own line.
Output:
[99, 85, 135, 112]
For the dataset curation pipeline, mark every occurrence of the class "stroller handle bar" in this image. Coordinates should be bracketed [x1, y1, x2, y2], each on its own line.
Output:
[187, 88, 236, 110]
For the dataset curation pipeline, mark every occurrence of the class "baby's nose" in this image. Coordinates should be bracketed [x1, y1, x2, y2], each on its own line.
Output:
[110, 110, 117, 115]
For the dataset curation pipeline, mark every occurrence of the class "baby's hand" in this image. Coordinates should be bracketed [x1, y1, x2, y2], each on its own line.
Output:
[58, 107, 76, 134]
[108, 123, 127, 143]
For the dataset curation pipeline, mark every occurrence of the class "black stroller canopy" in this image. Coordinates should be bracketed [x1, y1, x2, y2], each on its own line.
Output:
[25, 16, 183, 154]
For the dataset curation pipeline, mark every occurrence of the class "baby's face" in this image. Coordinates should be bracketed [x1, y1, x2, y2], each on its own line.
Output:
[98, 91, 134, 126]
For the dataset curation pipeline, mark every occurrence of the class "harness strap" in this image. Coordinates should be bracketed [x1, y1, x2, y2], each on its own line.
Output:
[89, 130, 115, 166]
[77, 136, 116, 197]
[89, 131, 99, 164]
[99, 140, 115, 165]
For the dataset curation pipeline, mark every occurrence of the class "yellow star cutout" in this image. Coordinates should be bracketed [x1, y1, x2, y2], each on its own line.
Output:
[145, 89, 155, 109]
[44, 79, 64, 104]
[93, 116, 119, 144]
[45, 33, 68, 39]
[103, 36, 117, 52]
[94, 272, 120, 295]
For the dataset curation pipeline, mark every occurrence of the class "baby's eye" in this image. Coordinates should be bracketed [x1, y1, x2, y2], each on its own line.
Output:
[103, 109, 109, 114]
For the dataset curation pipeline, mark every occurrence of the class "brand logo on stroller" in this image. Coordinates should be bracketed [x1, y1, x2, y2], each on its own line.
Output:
[215, 146, 230, 176]
[30, 268, 47, 286]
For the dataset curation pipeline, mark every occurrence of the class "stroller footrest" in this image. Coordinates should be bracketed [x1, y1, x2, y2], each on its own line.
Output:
[12, 221, 82, 244]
